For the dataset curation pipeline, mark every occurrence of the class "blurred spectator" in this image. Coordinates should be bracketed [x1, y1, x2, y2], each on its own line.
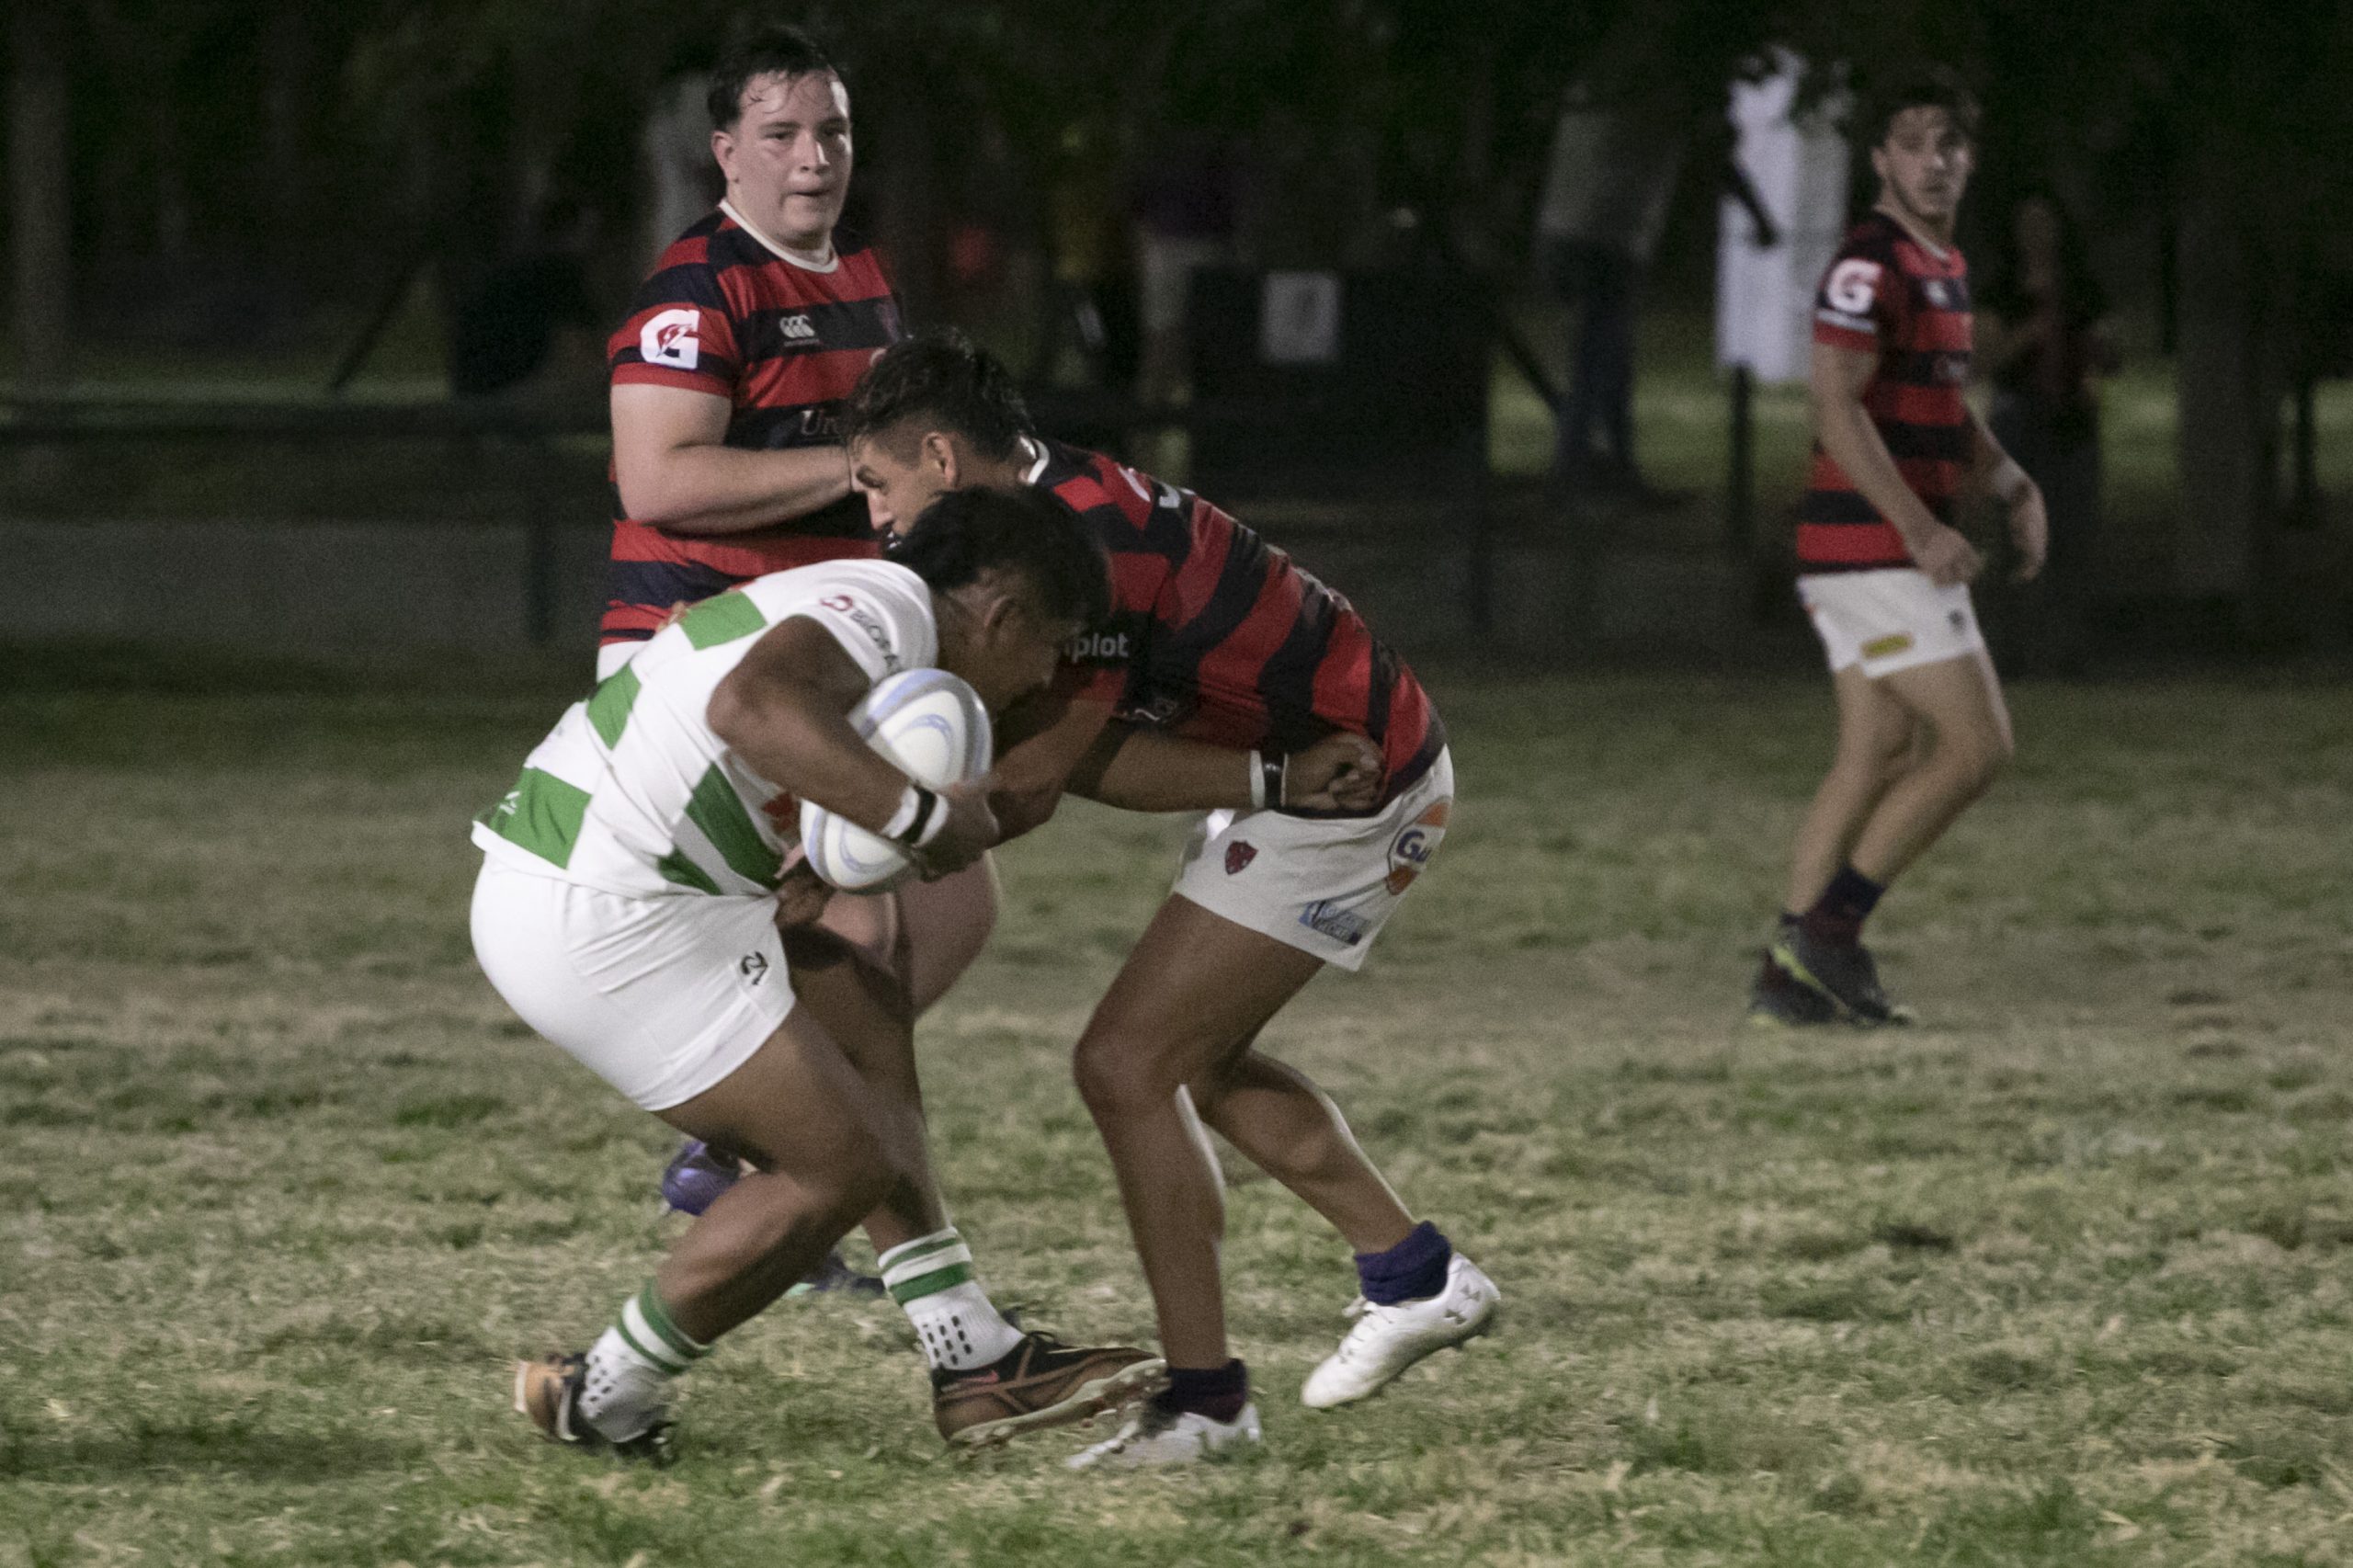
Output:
[1979, 188, 2116, 674]
[1035, 123, 1139, 392]
[1534, 75, 1688, 503]
[639, 71, 722, 270]
[1130, 128, 1240, 405]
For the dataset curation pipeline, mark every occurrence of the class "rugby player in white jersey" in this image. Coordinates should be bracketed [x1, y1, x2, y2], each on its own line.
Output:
[474, 487, 1161, 1459]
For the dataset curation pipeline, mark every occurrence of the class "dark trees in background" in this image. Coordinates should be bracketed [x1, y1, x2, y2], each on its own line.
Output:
[6, 0, 2349, 631]
[7, 2, 72, 392]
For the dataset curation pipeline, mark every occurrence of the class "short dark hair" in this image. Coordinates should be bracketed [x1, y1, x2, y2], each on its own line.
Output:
[707, 23, 839, 132]
[1859, 65, 1980, 150]
[843, 331, 1033, 464]
[890, 485, 1110, 630]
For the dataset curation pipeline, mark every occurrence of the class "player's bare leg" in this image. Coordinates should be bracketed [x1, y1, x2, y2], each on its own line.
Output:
[819, 854, 999, 1015]
[517, 1000, 903, 1460]
[1193, 1046, 1414, 1256]
[783, 886, 1165, 1449]
[1846, 650, 2013, 882]
[778, 919, 943, 1254]
[652, 1007, 907, 1340]
[662, 858, 998, 1283]
[1771, 651, 2012, 1023]
[1781, 664, 1919, 914]
[1073, 896, 1339, 1371]
[1070, 894, 1493, 1465]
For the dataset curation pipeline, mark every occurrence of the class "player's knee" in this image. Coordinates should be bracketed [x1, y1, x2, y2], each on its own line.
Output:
[1072, 1029, 1176, 1122]
[1939, 724, 2011, 797]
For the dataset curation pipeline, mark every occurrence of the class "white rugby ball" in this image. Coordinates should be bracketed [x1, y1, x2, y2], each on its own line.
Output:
[799, 668, 993, 892]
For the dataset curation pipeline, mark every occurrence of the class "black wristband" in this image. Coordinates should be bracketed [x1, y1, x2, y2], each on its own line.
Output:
[890, 786, 940, 848]
[1259, 753, 1286, 812]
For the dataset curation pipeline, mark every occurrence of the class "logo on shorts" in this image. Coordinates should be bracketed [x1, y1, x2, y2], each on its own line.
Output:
[1861, 632, 1914, 660]
[739, 952, 769, 984]
[1949, 609, 1969, 633]
[1384, 801, 1451, 894]
[1300, 898, 1371, 946]
[1224, 842, 1257, 875]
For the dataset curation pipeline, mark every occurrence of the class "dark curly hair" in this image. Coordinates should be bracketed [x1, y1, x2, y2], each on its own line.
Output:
[890, 484, 1109, 630]
[843, 331, 1033, 464]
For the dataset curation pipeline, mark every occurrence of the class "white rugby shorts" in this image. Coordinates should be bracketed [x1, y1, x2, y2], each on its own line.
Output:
[471, 858, 793, 1111]
[1798, 568, 1985, 679]
[1171, 748, 1452, 971]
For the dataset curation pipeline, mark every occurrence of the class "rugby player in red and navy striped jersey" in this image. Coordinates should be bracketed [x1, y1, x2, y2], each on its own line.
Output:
[599, 26, 901, 681]
[1751, 69, 2049, 1029]
[841, 333, 1498, 1468]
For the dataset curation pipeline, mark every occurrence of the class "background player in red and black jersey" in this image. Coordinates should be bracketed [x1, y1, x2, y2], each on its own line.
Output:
[1754, 71, 2049, 1028]
[841, 334, 1499, 1467]
[599, 24, 899, 680]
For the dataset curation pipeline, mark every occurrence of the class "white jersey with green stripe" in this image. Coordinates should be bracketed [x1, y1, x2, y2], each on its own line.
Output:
[472, 559, 938, 899]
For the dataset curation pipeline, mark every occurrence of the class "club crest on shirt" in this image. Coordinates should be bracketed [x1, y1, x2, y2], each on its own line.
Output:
[1384, 801, 1451, 894]
[1224, 841, 1257, 875]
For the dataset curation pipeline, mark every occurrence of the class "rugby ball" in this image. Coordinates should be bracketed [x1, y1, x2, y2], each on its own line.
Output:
[799, 668, 993, 892]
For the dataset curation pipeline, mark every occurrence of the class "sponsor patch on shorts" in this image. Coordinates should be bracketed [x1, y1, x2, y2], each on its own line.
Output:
[1299, 899, 1373, 946]
[1861, 632, 1915, 659]
[1383, 801, 1450, 894]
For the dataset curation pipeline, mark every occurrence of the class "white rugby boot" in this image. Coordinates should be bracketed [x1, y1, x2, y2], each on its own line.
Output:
[1301, 1253, 1499, 1409]
[1064, 1401, 1262, 1470]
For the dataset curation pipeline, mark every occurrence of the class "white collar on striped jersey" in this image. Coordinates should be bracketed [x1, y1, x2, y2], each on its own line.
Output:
[720, 199, 839, 272]
[1018, 436, 1050, 484]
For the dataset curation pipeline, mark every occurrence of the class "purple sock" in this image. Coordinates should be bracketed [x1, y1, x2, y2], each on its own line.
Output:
[1156, 1358, 1249, 1424]
[1356, 1220, 1452, 1305]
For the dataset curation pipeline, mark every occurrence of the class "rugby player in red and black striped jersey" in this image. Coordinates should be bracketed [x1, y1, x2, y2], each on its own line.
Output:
[580, 26, 1157, 1453]
[841, 334, 1498, 1467]
[599, 26, 899, 681]
[1751, 70, 2049, 1028]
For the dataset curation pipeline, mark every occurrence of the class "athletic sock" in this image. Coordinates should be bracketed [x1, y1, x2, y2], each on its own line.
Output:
[1801, 866, 1884, 948]
[1155, 1358, 1250, 1424]
[879, 1227, 1025, 1371]
[580, 1282, 706, 1439]
[1356, 1220, 1453, 1305]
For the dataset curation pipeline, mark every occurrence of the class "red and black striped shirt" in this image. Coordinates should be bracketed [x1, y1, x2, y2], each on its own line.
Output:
[1032, 440, 1446, 808]
[1796, 211, 1973, 574]
[600, 205, 905, 648]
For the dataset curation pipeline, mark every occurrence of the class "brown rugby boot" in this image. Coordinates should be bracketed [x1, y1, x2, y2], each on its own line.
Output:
[931, 1332, 1165, 1449]
[513, 1353, 676, 1465]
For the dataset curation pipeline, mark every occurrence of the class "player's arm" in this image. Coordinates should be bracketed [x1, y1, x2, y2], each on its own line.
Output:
[1809, 340, 1980, 586]
[611, 382, 856, 536]
[1964, 407, 2048, 583]
[1066, 725, 1384, 814]
[708, 618, 994, 868]
[984, 682, 1119, 842]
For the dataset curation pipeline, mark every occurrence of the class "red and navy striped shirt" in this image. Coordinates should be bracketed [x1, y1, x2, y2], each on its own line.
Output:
[1796, 212, 1973, 574]
[1031, 440, 1445, 808]
[600, 206, 905, 648]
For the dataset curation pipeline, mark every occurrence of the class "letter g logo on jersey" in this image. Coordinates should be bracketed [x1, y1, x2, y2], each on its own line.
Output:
[641, 309, 702, 369]
[1825, 259, 1882, 316]
[1384, 801, 1451, 894]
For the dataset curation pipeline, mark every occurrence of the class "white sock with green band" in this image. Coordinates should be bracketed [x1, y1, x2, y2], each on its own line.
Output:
[579, 1283, 707, 1438]
[879, 1228, 1024, 1371]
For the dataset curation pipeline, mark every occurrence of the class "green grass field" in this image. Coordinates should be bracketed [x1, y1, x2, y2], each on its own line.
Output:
[6, 652, 2353, 1565]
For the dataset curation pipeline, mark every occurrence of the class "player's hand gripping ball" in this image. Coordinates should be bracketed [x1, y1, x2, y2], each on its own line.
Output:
[799, 669, 993, 892]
